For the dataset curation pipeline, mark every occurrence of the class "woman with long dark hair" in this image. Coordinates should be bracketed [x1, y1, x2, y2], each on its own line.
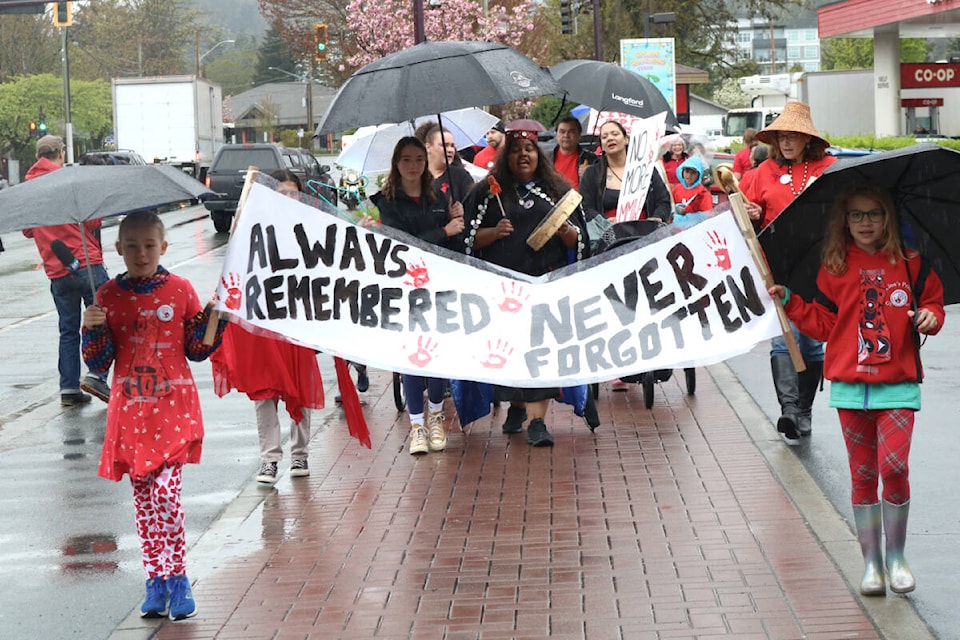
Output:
[461, 127, 591, 446]
[372, 137, 464, 454]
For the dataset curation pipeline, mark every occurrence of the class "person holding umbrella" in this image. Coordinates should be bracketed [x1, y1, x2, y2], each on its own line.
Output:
[462, 126, 592, 445]
[420, 123, 475, 207]
[372, 137, 464, 455]
[551, 116, 596, 189]
[768, 183, 944, 596]
[741, 101, 836, 443]
[22, 135, 112, 407]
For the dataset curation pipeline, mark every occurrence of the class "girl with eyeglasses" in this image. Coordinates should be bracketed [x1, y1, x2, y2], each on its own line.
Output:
[768, 182, 944, 598]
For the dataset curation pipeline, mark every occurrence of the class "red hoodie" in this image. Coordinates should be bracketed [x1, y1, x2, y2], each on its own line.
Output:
[785, 243, 944, 385]
[22, 157, 104, 280]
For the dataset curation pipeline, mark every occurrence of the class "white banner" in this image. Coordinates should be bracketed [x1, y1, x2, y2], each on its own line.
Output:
[616, 112, 667, 223]
[214, 180, 782, 388]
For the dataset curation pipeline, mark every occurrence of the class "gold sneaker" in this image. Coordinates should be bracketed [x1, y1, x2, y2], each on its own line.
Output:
[409, 426, 429, 455]
[427, 410, 447, 451]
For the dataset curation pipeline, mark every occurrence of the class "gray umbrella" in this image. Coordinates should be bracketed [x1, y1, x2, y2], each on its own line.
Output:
[315, 40, 560, 135]
[0, 164, 214, 293]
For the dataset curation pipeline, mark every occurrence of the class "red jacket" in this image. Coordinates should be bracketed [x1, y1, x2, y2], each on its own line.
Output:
[785, 243, 944, 386]
[22, 157, 104, 280]
[732, 146, 752, 175]
[740, 155, 836, 229]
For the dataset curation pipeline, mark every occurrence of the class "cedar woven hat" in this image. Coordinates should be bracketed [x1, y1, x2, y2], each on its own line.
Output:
[756, 101, 828, 147]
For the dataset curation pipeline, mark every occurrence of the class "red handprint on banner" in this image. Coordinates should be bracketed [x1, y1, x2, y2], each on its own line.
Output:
[404, 259, 430, 288]
[705, 231, 732, 271]
[481, 339, 513, 369]
[497, 281, 530, 313]
[408, 336, 438, 368]
[221, 273, 242, 310]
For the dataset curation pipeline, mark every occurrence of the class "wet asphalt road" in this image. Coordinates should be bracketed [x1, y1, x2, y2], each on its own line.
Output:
[1, 199, 958, 639]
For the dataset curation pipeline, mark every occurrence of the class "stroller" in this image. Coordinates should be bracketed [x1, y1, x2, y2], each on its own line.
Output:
[592, 219, 696, 409]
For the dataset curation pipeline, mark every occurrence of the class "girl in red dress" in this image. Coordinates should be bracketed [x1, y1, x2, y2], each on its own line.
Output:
[82, 212, 226, 621]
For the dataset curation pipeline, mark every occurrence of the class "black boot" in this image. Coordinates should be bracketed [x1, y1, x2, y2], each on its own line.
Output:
[583, 393, 600, 432]
[796, 360, 823, 437]
[770, 354, 801, 444]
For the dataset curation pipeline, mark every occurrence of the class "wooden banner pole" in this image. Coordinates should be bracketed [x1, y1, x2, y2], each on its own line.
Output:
[727, 193, 806, 372]
[203, 165, 258, 346]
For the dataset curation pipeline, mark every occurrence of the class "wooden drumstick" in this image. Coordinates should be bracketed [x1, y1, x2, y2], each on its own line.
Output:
[714, 164, 743, 198]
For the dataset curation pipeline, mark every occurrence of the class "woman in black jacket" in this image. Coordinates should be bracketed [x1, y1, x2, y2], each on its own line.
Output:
[371, 137, 464, 455]
[578, 120, 671, 227]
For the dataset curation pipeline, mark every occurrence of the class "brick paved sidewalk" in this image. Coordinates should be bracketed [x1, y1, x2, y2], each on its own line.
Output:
[113, 364, 929, 640]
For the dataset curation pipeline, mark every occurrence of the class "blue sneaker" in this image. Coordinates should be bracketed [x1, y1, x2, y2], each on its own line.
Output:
[139, 576, 168, 618]
[167, 574, 197, 620]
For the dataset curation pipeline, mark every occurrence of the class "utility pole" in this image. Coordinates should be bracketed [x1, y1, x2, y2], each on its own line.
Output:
[413, 0, 425, 44]
[61, 22, 73, 163]
[592, 0, 602, 60]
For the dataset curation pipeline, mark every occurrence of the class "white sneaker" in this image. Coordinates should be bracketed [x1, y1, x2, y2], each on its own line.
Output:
[409, 426, 429, 455]
[427, 411, 447, 451]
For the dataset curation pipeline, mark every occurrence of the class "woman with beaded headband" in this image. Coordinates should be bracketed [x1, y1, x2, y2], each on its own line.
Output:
[741, 100, 837, 445]
[461, 127, 591, 446]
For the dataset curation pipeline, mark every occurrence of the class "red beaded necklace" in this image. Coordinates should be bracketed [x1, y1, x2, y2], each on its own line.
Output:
[785, 161, 810, 197]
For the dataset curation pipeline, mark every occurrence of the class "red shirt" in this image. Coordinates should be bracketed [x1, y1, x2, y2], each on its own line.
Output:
[553, 149, 580, 188]
[733, 146, 753, 175]
[671, 183, 712, 213]
[472, 145, 497, 170]
[785, 244, 944, 386]
[740, 156, 836, 228]
[22, 157, 104, 279]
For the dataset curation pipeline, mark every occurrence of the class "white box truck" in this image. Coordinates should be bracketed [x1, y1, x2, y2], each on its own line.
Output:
[112, 75, 223, 179]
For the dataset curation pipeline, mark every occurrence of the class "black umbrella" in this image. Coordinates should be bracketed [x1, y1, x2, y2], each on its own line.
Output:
[315, 40, 560, 135]
[759, 144, 960, 305]
[549, 59, 681, 132]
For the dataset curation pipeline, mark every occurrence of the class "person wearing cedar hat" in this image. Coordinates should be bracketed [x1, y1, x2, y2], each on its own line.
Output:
[742, 100, 837, 445]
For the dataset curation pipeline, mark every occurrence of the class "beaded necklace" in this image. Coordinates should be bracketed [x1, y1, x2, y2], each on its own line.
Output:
[785, 161, 809, 197]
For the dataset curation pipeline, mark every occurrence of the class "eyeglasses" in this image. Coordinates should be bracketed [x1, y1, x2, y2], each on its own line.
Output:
[777, 133, 805, 143]
[846, 209, 884, 223]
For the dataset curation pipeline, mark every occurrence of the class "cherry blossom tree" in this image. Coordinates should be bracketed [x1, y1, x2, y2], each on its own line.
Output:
[343, 0, 544, 69]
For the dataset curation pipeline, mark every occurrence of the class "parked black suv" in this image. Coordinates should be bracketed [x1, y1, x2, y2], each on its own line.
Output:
[203, 144, 336, 233]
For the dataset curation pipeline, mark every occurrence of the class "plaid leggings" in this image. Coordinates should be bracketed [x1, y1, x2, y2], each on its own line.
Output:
[131, 463, 185, 579]
[838, 408, 914, 505]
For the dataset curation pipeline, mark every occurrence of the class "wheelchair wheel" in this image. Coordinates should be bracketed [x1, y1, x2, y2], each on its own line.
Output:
[642, 372, 655, 409]
[684, 367, 696, 395]
[392, 372, 406, 412]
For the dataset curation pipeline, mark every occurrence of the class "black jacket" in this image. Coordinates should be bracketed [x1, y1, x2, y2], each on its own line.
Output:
[372, 188, 453, 249]
[579, 155, 671, 222]
[434, 163, 474, 204]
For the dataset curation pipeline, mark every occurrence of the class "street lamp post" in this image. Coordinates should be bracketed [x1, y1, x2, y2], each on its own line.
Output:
[267, 67, 314, 150]
[644, 11, 675, 39]
[197, 39, 235, 78]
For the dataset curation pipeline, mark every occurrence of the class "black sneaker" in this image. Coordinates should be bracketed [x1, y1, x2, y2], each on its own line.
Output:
[526, 418, 554, 447]
[80, 375, 110, 403]
[256, 461, 278, 484]
[61, 391, 92, 407]
[502, 405, 527, 434]
[355, 364, 369, 392]
[583, 394, 600, 432]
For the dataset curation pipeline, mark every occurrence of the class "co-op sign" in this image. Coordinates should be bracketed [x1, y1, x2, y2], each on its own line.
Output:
[901, 63, 960, 89]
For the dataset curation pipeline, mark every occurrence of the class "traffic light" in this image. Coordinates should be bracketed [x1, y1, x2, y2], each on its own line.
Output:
[315, 23, 328, 62]
[53, 1, 72, 27]
[38, 118, 47, 135]
[28, 121, 38, 138]
[559, 0, 574, 35]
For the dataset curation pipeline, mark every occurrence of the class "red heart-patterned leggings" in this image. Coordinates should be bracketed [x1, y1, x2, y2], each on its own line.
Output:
[131, 463, 185, 579]
[838, 408, 914, 506]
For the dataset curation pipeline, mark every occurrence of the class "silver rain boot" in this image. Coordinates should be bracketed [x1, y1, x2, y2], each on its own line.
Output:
[852, 503, 886, 596]
[883, 499, 916, 594]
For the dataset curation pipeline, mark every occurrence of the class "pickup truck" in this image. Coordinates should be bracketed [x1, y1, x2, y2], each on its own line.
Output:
[203, 143, 336, 232]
